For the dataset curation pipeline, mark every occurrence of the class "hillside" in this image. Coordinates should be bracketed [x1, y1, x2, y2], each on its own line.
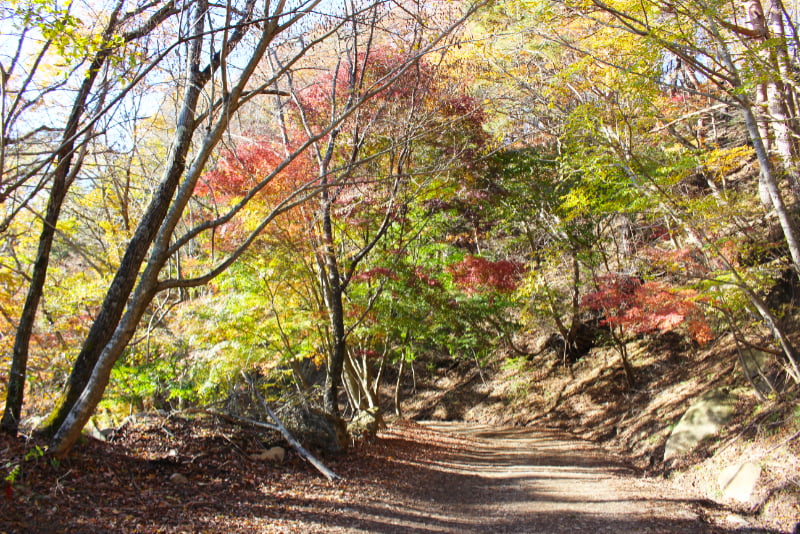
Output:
[2, 333, 797, 533]
[399, 328, 800, 533]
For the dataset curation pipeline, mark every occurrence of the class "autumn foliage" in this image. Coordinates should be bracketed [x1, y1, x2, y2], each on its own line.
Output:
[195, 138, 315, 201]
[447, 256, 525, 294]
[582, 274, 712, 345]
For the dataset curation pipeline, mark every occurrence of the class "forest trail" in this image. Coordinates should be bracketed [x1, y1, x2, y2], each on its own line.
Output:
[1, 417, 745, 533]
[333, 421, 716, 534]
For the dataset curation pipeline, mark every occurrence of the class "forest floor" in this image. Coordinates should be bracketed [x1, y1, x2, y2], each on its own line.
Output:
[399, 331, 800, 534]
[1, 332, 798, 533]
[0, 416, 746, 534]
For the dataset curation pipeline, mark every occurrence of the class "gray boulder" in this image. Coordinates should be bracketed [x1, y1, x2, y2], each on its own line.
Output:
[664, 387, 736, 462]
[347, 407, 385, 438]
[279, 404, 348, 455]
[718, 462, 761, 502]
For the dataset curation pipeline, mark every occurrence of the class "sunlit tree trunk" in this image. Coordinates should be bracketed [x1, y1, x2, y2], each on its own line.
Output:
[764, 0, 800, 196]
[744, 0, 773, 205]
[39, 2, 208, 439]
[744, 0, 800, 201]
[2, 0, 176, 435]
[49, 0, 288, 455]
[47, 0, 209, 454]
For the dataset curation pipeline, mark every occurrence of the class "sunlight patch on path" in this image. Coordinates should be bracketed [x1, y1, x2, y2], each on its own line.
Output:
[407, 421, 706, 534]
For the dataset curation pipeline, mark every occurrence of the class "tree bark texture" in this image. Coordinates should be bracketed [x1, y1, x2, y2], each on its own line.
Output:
[46, 0, 208, 453]
[48, 0, 290, 456]
[2, 4, 125, 434]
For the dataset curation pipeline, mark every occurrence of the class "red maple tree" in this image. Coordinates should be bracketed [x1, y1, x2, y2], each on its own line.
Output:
[582, 274, 712, 345]
[447, 256, 526, 295]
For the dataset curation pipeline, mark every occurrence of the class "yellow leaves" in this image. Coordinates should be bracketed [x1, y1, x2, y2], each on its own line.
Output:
[702, 146, 755, 179]
[559, 187, 591, 219]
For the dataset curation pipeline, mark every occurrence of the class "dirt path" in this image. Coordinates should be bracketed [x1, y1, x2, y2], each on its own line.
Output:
[2, 417, 742, 533]
[332, 421, 717, 534]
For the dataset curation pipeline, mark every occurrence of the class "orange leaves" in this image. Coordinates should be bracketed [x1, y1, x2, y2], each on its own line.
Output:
[296, 46, 436, 119]
[195, 139, 311, 202]
[582, 274, 712, 346]
[191, 136, 319, 255]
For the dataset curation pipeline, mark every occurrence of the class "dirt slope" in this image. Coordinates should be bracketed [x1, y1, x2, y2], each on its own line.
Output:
[398, 334, 799, 533]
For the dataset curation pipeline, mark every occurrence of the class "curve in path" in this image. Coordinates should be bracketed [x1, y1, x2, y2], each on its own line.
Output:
[338, 421, 720, 534]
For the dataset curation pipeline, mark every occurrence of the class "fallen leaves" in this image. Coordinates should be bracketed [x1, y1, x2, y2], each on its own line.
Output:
[0, 416, 466, 533]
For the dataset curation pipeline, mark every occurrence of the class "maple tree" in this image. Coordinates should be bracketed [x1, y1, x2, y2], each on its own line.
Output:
[170, 21, 500, 416]
[448, 256, 526, 295]
[60, 2, 493, 424]
[268, 29, 490, 415]
[459, 0, 800, 390]
[32, 0, 484, 457]
[344, 239, 525, 415]
[583, 274, 712, 342]
[581, 273, 712, 386]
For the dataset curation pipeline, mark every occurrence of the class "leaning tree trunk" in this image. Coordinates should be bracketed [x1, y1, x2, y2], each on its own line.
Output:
[37, 41, 204, 437]
[394, 358, 405, 417]
[39, 0, 256, 438]
[743, 0, 800, 201]
[46, 0, 209, 453]
[48, 0, 279, 455]
[2, 7, 123, 434]
[708, 5, 800, 274]
[740, 101, 800, 274]
[39, 99, 199, 437]
[2, 163, 69, 435]
[49, 278, 160, 457]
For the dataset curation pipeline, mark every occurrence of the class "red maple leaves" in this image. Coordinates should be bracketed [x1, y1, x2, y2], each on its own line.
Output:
[447, 256, 525, 294]
[582, 274, 712, 345]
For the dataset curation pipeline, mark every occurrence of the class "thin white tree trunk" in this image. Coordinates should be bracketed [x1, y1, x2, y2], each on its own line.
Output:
[765, 0, 800, 197]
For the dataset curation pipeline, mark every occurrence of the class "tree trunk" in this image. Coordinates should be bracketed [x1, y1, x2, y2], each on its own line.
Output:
[323, 310, 347, 416]
[741, 102, 800, 274]
[1, 166, 68, 434]
[610, 327, 635, 388]
[563, 255, 583, 361]
[747, 0, 772, 198]
[46, 0, 208, 452]
[710, 4, 800, 274]
[394, 358, 404, 417]
[321, 205, 347, 416]
[313, 123, 347, 417]
[764, 0, 800, 197]
[47, 0, 284, 455]
[743, 0, 800, 202]
[2, 8, 122, 434]
[49, 278, 159, 458]
[38, 32, 205, 436]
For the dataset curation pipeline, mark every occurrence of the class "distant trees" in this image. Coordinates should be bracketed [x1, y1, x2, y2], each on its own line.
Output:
[581, 0, 800, 274]
[578, 0, 800, 382]
[5, 0, 800, 454]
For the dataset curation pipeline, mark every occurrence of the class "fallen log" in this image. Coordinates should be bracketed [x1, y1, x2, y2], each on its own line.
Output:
[242, 372, 342, 482]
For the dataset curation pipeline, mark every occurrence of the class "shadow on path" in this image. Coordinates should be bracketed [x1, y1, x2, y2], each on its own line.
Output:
[329, 421, 778, 534]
